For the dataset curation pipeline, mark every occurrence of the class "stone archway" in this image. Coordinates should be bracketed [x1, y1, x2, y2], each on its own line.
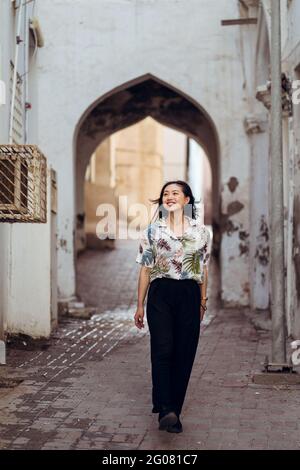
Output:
[73, 74, 221, 293]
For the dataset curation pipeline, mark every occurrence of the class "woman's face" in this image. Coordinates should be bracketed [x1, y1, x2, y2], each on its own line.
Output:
[162, 184, 190, 213]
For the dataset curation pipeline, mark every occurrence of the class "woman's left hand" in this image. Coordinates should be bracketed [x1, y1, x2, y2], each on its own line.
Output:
[200, 303, 207, 322]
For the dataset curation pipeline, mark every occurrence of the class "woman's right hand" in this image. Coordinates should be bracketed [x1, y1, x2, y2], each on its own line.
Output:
[134, 306, 145, 329]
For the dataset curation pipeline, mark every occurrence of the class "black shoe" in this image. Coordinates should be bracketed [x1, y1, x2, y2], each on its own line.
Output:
[166, 417, 183, 433]
[158, 411, 178, 430]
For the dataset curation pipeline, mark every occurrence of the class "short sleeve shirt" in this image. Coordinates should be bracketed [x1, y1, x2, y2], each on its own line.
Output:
[135, 215, 212, 284]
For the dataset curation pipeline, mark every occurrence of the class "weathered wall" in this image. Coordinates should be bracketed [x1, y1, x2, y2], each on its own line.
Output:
[281, 0, 300, 338]
[243, 2, 271, 311]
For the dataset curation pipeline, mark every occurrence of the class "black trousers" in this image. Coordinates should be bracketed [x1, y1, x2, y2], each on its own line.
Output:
[146, 277, 201, 417]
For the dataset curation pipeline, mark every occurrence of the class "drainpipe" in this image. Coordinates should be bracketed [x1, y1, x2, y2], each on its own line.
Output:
[0, 36, 6, 365]
[9, 0, 24, 144]
[24, 2, 29, 143]
[270, 0, 287, 364]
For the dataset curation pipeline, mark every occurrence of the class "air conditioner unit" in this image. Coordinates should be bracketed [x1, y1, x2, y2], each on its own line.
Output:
[0, 144, 47, 223]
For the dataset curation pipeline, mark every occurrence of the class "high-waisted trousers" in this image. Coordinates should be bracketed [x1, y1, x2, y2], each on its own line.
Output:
[146, 277, 201, 417]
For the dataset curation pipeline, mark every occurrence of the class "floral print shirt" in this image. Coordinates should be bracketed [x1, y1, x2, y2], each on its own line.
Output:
[135, 216, 212, 284]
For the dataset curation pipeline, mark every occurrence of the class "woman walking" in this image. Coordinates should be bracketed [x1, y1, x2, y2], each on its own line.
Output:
[134, 180, 211, 434]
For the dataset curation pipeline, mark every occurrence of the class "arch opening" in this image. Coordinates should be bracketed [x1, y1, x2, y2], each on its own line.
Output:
[74, 74, 221, 302]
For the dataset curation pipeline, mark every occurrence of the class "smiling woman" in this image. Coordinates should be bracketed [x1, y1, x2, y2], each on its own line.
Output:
[134, 180, 212, 434]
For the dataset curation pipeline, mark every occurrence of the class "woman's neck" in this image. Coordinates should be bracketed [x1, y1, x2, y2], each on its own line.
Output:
[167, 211, 185, 227]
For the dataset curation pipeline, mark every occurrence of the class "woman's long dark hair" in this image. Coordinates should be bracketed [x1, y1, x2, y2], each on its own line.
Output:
[149, 180, 199, 223]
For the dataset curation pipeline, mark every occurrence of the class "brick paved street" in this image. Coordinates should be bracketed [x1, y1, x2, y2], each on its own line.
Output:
[1, 239, 300, 450]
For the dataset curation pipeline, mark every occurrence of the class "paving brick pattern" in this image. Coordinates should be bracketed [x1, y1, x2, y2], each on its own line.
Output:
[1, 239, 300, 450]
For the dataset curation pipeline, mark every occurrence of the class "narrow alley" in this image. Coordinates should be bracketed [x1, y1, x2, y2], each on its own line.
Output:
[1, 0, 300, 454]
[0, 242, 300, 450]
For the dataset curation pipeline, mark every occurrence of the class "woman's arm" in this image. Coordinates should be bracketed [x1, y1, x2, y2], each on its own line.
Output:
[137, 266, 151, 307]
[134, 266, 151, 329]
[199, 265, 208, 321]
[200, 265, 208, 300]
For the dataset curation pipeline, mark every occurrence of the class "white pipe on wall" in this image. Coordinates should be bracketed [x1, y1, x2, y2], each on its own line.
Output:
[9, 0, 24, 144]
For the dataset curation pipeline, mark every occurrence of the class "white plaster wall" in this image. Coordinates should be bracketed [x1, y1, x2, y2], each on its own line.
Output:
[242, 3, 271, 311]
[188, 139, 206, 224]
[249, 122, 270, 310]
[0, 1, 53, 337]
[0, 224, 9, 338]
[6, 170, 53, 338]
[283, 0, 300, 57]
[188, 140, 212, 222]
[33, 0, 253, 306]
[189, 140, 204, 203]
[219, 114, 251, 306]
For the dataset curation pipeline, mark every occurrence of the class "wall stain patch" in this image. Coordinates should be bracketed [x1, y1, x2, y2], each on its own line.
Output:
[293, 195, 300, 300]
[227, 177, 239, 193]
[254, 215, 270, 266]
[227, 201, 244, 216]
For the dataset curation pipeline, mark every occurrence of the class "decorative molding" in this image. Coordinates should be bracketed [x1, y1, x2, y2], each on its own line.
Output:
[281, 73, 293, 117]
[259, 0, 271, 39]
[244, 114, 268, 134]
[239, 0, 259, 18]
[240, 0, 259, 12]
[256, 82, 271, 111]
[255, 74, 293, 117]
[241, 0, 259, 6]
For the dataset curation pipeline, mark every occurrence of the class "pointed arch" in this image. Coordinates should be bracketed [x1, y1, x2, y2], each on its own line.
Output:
[73, 73, 221, 269]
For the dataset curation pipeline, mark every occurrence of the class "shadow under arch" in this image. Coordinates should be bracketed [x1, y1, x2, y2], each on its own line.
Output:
[74, 73, 221, 260]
